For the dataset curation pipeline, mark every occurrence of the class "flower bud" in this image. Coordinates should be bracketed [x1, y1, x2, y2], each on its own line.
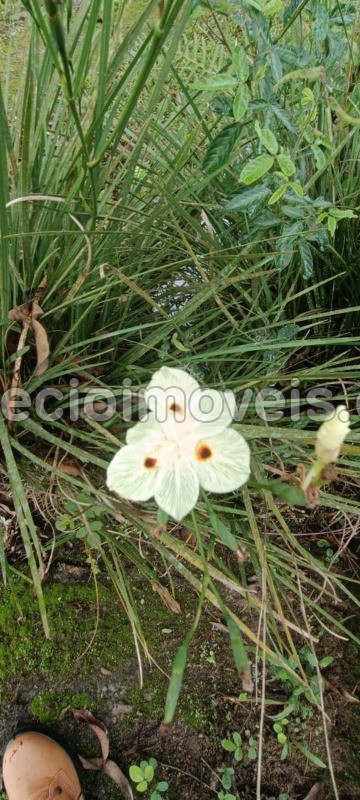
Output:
[315, 405, 350, 464]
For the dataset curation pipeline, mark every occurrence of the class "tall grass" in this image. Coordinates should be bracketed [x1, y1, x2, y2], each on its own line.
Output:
[0, 0, 359, 782]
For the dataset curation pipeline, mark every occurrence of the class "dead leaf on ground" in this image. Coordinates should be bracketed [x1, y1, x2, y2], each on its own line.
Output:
[73, 708, 133, 800]
[103, 760, 134, 800]
[73, 708, 109, 762]
[303, 783, 325, 800]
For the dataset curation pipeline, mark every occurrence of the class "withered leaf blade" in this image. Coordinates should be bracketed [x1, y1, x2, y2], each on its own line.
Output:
[152, 582, 181, 614]
[78, 756, 103, 771]
[8, 301, 32, 322]
[31, 318, 50, 376]
[73, 708, 109, 763]
[103, 759, 133, 800]
[303, 783, 325, 800]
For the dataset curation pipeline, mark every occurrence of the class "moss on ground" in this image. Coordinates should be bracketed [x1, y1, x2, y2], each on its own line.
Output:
[29, 690, 90, 723]
[0, 578, 135, 700]
[0, 573, 214, 734]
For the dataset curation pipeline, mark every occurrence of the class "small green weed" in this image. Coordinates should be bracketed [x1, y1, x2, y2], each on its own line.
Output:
[221, 731, 258, 762]
[129, 758, 169, 799]
[56, 489, 107, 551]
[217, 765, 235, 800]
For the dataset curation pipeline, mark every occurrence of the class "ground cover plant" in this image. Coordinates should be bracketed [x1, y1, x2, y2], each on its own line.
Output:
[0, 0, 359, 797]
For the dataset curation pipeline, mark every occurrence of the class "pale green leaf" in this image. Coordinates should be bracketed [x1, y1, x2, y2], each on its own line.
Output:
[268, 184, 287, 205]
[191, 75, 238, 92]
[239, 154, 274, 185]
[289, 182, 304, 197]
[276, 153, 296, 176]
[257, 126, 279, 155]
[233, 83, 250, 121]
[231, 46, 250, 82]
[129, 766, 145, 784]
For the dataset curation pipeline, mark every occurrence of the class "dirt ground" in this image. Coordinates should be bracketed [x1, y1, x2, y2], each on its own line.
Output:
[0, 555, 359, 800]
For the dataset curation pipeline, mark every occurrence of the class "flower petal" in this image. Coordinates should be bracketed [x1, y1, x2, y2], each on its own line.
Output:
[107, 444, 160, 502]
[189, 388, 236, 435]
[155, 460, 199, 521]
[192, 428, 250, 493]
[126, 413, 164, 446]
[145, 366, 200, 420]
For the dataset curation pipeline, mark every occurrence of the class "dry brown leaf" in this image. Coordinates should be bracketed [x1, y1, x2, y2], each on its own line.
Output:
[303, 783, 325, 800]
[73, 708, 109, 762]
[152, 582, 181, 614]
[78, 756, 104, 771]
[236, 546, 250, 563]
[8, 301, 32, 323]
[31, 318, 50, 376]
[103, 760, 133, 800]
[239, 670, 254, 693]
[74, 709, 133, 800]
[55, 460, 82, 476]
[322, 677, 360, 703]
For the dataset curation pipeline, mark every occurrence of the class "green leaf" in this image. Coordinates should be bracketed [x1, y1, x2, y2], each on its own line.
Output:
[232, 46, 250, 82]
[273, 723, 283, 733]
[191, 75, 238, 92]
[221, 739, 236, 752]
[311, 144, 326, 169]
[143, 766, 154, 783]
[329, 208, 357, 220]
[319, 656, 334, 668]
[263, 0, 283, 16]
[156, 782, 169, 792]
[202, 123, 241, 174]
[171, 332, 191, 352]
[294, 743, 327, 769]
[136, 781, 148, 793]
[239, 154, 274, 185]
[277, 732, 288, 744]
[270, 702, 296, 721]
[328, 216, 336, 237]
[75, 526, 87, 539]
[301, 87, 315, 105]
[233, 83, 250, 121]
[280, 742, 289, 761]
[224, 185, 272, 215]
[129, 766, 145, 784]
[208, 509, 238, 551]
[298, 241, 313, 280]
[248, 747, 257, 760]
[234, 748, 243, 761]
[266, 481, 307, 506]
[268, 184, 287, 205]
[289, 182, 304, 197]
[276, 153, 296, 176]
[256, 125, 279, 155]
[232, 732, 242, 746]
[248, 737, 257, 747]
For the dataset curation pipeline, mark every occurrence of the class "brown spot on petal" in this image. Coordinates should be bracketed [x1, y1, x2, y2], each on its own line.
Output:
[195, 443, 213, 461]
[144, 457, 158, 469]
[168, 401, 183, 414]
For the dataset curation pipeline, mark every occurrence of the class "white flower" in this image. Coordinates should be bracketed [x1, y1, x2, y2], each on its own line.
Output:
[315, 405, 350, 464]
[106, 366, 250, 521]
